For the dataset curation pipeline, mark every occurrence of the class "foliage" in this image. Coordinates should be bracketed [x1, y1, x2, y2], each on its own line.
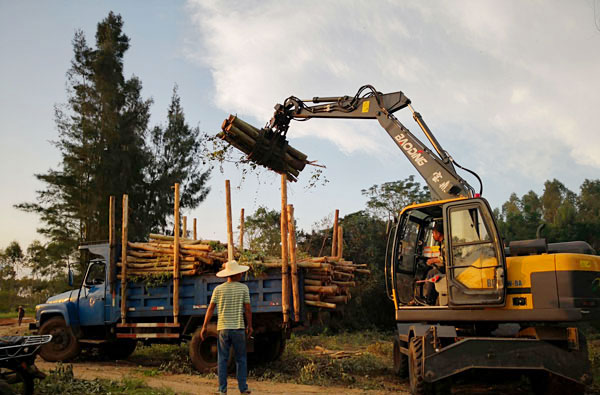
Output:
[146, 86, 211, 234]
[298, 210, 394, 330]
[16, 12, 211, 277]
[494, 178, 600, 251]
[361, 175, 429, 219]
[244, 206, 282, 256]
[249, 331, 394, 390]
[36, 363, 175, 394]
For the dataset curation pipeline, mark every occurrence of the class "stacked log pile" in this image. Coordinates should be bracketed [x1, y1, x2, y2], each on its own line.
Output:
[219, 115, 310, 182]
[117, 234, 229, 277]
[300, 256, 370, 309]
[253, 256, 370, 310]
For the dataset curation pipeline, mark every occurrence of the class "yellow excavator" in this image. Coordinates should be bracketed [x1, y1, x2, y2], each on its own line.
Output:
[263, 85, 600, 394]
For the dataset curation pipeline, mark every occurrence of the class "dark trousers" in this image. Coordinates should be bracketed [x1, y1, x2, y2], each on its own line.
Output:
[217, 329, 248, 393]
[423, 267, 442, 305]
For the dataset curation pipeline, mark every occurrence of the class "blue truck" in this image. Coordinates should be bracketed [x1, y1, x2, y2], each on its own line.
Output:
[31, 242, 301, 371]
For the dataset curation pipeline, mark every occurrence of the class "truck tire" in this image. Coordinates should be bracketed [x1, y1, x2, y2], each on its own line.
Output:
[261, 331, 286, 363]
[393, 337, 409, 378]
[102, 339, 137, 360]
[189, 325, 233, 372]
[38, 317, 80, 362]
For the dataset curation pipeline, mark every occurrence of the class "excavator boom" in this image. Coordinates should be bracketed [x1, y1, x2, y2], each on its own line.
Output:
[268, 85, 475, 200]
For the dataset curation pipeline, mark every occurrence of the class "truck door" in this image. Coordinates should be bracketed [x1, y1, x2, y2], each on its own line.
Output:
[443, 198, 506, 306]
[78, 260, 107, 326]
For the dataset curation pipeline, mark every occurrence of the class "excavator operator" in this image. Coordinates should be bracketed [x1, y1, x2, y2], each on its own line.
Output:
[424, 223, 445, 305]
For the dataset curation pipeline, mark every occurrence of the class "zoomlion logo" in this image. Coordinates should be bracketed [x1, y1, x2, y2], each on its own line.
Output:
[394, 133, 428, 166]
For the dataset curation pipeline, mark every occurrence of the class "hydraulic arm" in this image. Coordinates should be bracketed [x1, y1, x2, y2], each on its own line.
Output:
[267, 85, 477, 200]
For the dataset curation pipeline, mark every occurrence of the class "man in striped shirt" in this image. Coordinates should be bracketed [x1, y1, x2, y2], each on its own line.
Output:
[201, 260, 253, 395]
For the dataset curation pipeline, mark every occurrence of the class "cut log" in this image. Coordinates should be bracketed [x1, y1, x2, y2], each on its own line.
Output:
[304, 285, 338, 295]
[305, 300, 336, 309]
[323, 295, 348, 304]
[331, 280, 356, 287]
[304, 279, 325, 286]
[304, 293, 321, 301]
[297, 262, 331, 270]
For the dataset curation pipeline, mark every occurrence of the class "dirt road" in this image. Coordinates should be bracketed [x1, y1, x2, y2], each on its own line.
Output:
[35, 359, 406, 395]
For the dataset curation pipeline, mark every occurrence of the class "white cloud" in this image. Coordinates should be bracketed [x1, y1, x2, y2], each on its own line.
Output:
[184, 0, 600, 185]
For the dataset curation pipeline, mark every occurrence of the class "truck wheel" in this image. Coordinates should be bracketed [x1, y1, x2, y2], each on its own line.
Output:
[102, 340, 137, 360]
[189, 325, 233, 372]
[38, 317, 80, 362]
[393, 337, 409, 378]
[262, 332, 286, 362]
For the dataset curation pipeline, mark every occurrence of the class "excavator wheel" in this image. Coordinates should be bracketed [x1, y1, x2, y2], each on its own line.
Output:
[393, 337, 408, 378]
[408, 336, 449, 395]
[408, 337, 427, 395]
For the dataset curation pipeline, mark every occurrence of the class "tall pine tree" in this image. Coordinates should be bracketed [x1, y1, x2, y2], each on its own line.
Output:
[146, 86, 211, 234]
[18, 12, 211, 273]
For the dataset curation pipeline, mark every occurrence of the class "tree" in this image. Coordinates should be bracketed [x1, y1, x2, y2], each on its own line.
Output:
[361, 175, 429, 219]
[0, 242, 24, 310]
[17, 12, 211, 274]
[0, 242, 23, 280]
[17, 12, 152, 274]
[146, 86, 211, 234]
[244, 207, 282, 256]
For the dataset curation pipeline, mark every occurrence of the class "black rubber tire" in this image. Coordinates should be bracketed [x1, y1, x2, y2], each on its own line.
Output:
[408, 337, 427, 395]
[38, 317, 80, 362]
[189, 325, 234, 372]
[102, 339, 137, 360]
[262, 332, 286, 363]
[393, 337, 409, 378]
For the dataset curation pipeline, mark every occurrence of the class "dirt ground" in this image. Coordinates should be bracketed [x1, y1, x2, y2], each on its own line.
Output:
[0, 317, 33, 336]
[2, 317, 406, 394]
[34, 359, 405, 395]
[1, 317, 589, 394]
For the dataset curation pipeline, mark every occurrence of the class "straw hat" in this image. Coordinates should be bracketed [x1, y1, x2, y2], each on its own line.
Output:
[217, 260, 250, 278]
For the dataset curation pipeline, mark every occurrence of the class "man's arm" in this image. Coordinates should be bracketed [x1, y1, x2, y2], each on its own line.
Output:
[200, 303, 216, 340]
[244, 303, 253, 338]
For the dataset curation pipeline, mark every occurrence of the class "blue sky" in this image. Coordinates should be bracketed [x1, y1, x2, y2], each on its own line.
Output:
[2, 1, 600, 251]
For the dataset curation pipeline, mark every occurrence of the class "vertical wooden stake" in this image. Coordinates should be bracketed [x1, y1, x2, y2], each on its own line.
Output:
[331, 209, 339, 257]
[173, 183, 180, 325]
[225, 180, 234, 262]
[239, 208, 245, 251]
[280, 174, 290, 326]
[183, 216, 187, 239]
[109, 196, 116, 306]
[337, 225, 344, 259]
[120, 194, 129, 323]
[193, 218, 197, 241]
[287, 204, 300, 322]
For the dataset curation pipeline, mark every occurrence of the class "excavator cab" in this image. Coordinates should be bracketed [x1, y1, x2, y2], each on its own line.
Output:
[387, 197, 507, 308]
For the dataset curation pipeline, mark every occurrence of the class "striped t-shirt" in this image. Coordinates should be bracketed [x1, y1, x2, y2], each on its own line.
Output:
[210, 281, 250, 331]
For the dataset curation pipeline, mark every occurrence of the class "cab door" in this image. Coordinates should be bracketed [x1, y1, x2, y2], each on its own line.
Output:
[443, 198, 506, 306]
[388, 212, 426, 305]
[78, 260, 107, 326]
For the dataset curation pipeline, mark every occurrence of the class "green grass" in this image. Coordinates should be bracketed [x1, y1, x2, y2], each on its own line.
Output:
[0, 311, 18, 319]
[35, 363, 176, 394]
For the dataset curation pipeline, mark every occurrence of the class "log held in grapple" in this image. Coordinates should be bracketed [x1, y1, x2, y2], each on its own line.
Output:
[219, 115, 313, 182]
